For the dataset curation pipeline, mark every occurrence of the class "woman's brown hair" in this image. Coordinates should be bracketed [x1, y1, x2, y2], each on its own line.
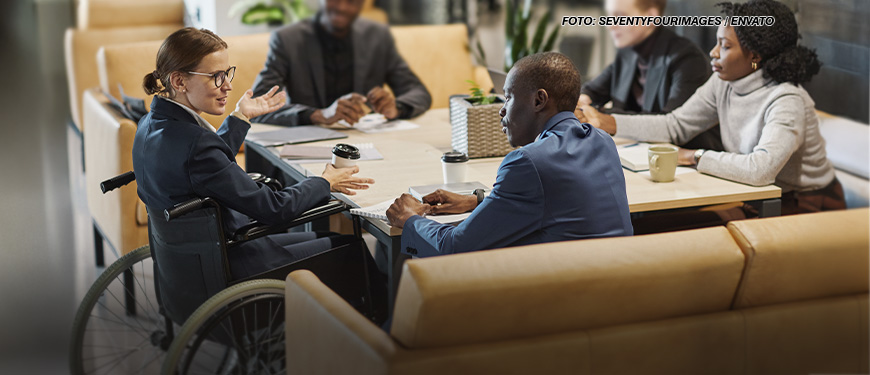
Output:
[142, 27, 228, 97]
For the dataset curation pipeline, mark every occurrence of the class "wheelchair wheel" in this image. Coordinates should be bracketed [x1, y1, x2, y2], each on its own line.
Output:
[162, 279, 286, 375]
[70, 245, 170, 374]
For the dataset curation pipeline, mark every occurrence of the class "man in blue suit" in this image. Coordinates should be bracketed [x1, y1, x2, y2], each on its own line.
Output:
[386, 52, 633, 257]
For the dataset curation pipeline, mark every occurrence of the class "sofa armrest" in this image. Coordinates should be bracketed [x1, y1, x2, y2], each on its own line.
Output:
[83, 88, 145, 254]
[285, 270, 397, 375]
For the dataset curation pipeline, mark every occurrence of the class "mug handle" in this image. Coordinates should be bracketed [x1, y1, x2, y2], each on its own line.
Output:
[650, 154, 659, 172]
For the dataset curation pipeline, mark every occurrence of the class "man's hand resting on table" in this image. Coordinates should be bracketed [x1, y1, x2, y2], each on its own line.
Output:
[311, 93, 368, 126]
[422, 189, 478, 214]
[386, 193, 429, 228]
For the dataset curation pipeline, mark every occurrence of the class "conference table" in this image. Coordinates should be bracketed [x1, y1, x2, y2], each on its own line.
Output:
[244, 108, 782, 304]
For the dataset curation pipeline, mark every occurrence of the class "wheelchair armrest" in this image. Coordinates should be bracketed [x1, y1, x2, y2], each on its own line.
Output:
[164, 197, 216, 221]
[230, 200, 349, 243]
[100, 171, 136, 194]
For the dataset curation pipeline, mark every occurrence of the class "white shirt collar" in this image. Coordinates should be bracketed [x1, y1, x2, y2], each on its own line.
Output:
[163, 97, 216, 132]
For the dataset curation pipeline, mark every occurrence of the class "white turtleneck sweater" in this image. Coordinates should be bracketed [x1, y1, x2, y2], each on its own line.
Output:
[613, 70, 835, 192]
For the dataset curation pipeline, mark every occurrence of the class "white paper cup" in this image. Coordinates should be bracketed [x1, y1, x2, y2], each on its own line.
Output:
[441, 151, 469, 184]
[331, 143, 360, 168]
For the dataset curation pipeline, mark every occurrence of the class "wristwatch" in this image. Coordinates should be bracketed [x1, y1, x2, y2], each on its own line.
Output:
[472, 188, 485, 206]
[693, 149, 707, 165]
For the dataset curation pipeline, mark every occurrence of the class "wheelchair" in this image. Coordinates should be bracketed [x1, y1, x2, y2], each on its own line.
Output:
[70, 171, 385, 374]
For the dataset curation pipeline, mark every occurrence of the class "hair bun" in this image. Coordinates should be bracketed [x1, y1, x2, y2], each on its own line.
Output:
[761, 45, 821, 85]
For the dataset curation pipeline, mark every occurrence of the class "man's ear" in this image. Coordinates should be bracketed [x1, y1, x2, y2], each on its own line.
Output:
[534, 89, 549, 112]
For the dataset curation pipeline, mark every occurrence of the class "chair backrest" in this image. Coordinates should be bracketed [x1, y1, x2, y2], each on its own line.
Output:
[76, 0, 184, 29]
[97, 33, 271, 129]
[390, 24, 479, 109]
[727, 208, 870, 309]
[65, 25, 179, 130]
[390, 226, 747, 349]
[147, 206, 230, 325]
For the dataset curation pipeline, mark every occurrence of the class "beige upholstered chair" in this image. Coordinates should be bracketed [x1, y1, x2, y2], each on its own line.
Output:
[390, 24, 492, 109]
[64, 0, 183, 131]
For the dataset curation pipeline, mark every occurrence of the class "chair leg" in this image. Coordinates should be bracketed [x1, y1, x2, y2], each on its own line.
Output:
[93, 223, 105, 267]
[124, 268, 137, 316]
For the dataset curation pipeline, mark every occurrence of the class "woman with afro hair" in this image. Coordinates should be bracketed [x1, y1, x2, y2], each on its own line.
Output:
[579, 0, 844, 225]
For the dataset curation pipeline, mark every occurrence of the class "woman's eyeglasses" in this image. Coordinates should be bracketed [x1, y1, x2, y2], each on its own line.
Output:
[187, 66, 236, 88]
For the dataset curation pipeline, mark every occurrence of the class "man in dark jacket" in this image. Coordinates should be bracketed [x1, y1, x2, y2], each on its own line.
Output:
[251, 0, 431, 126]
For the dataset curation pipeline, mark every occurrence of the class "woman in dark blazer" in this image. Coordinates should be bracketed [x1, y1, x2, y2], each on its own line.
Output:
[133, 28, 374, 278]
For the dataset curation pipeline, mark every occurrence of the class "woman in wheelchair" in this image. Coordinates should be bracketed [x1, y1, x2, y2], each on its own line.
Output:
[133, 27, 375, 279]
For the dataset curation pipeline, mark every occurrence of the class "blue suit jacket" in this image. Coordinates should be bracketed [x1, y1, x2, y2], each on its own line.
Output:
[132, 96, 331, 233]
[402, 112, 633, 257]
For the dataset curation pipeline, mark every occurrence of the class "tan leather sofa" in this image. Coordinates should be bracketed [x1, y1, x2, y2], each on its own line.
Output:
[284, 208, 870, 374]
[64, 0, 183, 130]
[86, 25, 489, 255]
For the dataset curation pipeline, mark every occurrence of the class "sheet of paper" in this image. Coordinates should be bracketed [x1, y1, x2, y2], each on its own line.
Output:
[637, 166, 696, 178]
[337, 114, 420, 134]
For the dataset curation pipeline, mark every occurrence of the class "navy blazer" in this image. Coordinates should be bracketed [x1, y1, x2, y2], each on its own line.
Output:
[581, 27, 710, 114]
[251, 17, 432, 126]
[133, 96, 331, 233]
[401, 112, 633, 257]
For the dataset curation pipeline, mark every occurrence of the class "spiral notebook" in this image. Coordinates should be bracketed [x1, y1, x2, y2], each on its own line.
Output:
[349, 199, 472, 226]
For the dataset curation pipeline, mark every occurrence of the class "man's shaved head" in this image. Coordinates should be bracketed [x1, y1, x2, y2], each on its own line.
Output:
[511, 52, 582, 112]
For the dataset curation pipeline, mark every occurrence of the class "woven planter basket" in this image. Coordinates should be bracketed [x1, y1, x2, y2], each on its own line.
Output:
[449, 95, 515, 158]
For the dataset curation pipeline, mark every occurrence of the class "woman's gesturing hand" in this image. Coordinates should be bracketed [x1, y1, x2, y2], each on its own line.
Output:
[236, 85, 286, 119]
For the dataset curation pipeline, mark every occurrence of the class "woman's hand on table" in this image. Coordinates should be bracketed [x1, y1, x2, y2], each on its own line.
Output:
[575, 105, 617, 135]
[678, 148, 697, 166]
[386, 193, 430, 228]
[236, 85, 286, 119]
[320, 164, 374, 195]
[422, 189, 477, 214]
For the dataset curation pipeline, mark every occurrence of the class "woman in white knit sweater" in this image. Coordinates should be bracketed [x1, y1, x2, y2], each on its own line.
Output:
[579, 0, 844, 220]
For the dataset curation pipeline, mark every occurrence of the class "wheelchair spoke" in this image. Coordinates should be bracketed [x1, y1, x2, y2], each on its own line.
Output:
[135, 344, 165, 374]
[132, 259, 162, 322]
[86, 336, 151, 374]
[117, 265, 162, 324]
[92, 300, 152, 341]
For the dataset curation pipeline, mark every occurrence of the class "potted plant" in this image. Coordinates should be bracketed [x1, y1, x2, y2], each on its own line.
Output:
[474, 0, 561, 73]
[449, 81, 513, 158]
[229, 0, 312, 26]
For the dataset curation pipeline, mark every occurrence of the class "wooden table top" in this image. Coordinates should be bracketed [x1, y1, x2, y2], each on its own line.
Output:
[250, 108, 781, 235]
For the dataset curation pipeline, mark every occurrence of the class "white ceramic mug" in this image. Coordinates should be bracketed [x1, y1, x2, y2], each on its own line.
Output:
[648, 145, 678, 182]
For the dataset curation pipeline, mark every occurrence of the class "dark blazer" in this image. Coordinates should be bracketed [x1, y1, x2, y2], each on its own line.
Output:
[251, 17, 432, 126]
[133, 96, 331, 234]
[401, 112, 633, 257]
[582, 27, 710, 114]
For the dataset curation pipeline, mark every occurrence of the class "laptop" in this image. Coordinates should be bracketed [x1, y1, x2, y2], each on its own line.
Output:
[487, 68, 508, 95]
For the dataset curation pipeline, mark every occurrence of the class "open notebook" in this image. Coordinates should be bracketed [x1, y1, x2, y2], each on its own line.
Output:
[617, 143, 651, 171]
[349, 199, 472, 226]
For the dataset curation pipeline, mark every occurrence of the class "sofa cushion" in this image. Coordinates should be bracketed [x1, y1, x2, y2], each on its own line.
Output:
[727, 208, 870, 309]
[391, 227, 746, 349]
[818, 112, 869, 179]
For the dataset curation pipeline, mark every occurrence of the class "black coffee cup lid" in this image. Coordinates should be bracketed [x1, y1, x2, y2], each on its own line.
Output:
[332, 143, 360, 159]
[442, 151, 468, 163]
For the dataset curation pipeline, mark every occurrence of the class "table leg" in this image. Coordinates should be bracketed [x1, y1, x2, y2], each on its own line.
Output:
[361, 221, 404, 314]
[749, 198, 782, 217]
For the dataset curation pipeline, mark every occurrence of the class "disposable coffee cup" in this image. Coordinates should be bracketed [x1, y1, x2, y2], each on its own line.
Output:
[648, 145, 679, 182]
[331, 143, 360, 168]
[441, 151, 469, 184]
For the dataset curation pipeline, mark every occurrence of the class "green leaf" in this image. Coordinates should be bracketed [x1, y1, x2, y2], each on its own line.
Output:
[542, 25, 560, 52]
[475, 39, 487, 66]
[241, 5, 284, 25]
[505, 0, 515, 42]
[530, 9, 552, 53]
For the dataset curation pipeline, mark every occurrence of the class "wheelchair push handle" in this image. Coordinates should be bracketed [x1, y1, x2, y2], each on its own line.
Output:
[100, 171, 135, 194]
